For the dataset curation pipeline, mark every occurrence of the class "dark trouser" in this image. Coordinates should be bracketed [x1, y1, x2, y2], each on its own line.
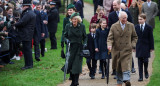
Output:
[100, 59, 107, 76]
[94, 3, 98, 14]
[86, 58, 97, 76]
[132, 57, 135, 69]
[22, 41, 33, 67]
[40, 39, 45, 56]
[0, 51, 10, 63]
[33, 34, 40, 59]
[49, 32, 57, 49]
[138, 57, 149, 79]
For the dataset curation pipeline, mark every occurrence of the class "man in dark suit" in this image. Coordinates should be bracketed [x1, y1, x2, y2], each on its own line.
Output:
[86, 24, 97, 79]
[36, 4, 49, 57]
[108, 0, 133, 76]
[34, 4, 45, 61]
[74, 0, 84, 19]
[15, 0, 36, 70]
[47, 1, 59, 49]
[135, 14, 154, 81]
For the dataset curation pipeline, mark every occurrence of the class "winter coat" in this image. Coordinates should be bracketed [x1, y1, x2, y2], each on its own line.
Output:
[107, 21, 138, 72]
[64, 23, 87, 74]
[15, 7, 36, 41]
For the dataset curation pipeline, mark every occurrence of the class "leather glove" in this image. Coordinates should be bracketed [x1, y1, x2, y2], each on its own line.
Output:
[61, 42, 64, 48]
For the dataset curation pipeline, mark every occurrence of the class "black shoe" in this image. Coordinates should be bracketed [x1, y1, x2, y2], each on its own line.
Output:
[35, 58, 41, 61]
[111, 70, 116, 75]
[69, 77, 72, 80]
[125, 81, 131, 86]
[114, 75, 117, 79]
[131, 68, 136, 73]
[138, 77, 143, 81]
[41, 54, 44, 57]
[21, 66, 33, 70]
[145, 72, 149, 79]
[101, 75, 105, 79]
[91, 75, 95, 79]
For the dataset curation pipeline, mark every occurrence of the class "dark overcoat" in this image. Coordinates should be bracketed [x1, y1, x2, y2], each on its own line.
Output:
[95, 28, 111, 60]
[64, 23, 87, 74]
[34, 10, 44, 41]
[87, 33, 96, 59]
[74, 0, 84, 18]
[128, 6, 139, 25]
[15, 7, 36, 41]
[61, 16, 70, 43]
[47, 7, 59, 33]
[108, 9, 133, 28]
[41, 11, 49, 39]
[135, 24, 154, 58]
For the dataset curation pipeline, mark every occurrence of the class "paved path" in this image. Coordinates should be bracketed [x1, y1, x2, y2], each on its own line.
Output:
[58, 2, 155, 86]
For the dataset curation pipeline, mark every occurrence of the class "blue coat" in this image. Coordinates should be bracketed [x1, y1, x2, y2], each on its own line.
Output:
[135, 24, 154, 58]
[34, 10, 44, 41]
[94, 28, 111, 60]
[108, 9, 133, 28]
[40, 11, 49, 39]
[74, 0, 84, 18]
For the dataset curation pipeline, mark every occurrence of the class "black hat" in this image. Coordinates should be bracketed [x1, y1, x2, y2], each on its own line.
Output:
[49, 1, 56, 5]
[22, 0, 32, 6]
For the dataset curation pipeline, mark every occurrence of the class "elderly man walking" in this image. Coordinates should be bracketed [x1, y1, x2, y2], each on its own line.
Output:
[142, 0, 159, 29]
[107, 11, 138, 86]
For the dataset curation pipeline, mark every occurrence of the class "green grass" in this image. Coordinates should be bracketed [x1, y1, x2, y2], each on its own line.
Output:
[147, 17, 160, 86]
[84, 0, 93, 5]
[0, 14, 90, 86]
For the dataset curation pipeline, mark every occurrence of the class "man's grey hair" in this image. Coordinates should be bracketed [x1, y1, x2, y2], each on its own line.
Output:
[118, 11, 128, 18]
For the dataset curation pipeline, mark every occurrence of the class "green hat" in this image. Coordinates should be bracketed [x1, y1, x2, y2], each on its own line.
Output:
[70, 12, 79, 19]
[67, 4, 75, 10]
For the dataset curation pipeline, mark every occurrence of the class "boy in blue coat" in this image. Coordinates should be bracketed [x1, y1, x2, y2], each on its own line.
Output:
[135, 14, 154, 81]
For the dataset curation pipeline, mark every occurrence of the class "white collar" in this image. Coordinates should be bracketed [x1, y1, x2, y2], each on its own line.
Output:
[147, 1, 151, 4]
[120, 21, 125, 26]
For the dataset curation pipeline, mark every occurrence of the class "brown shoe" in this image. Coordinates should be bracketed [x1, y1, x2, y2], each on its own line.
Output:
[125, 81, 131, 86]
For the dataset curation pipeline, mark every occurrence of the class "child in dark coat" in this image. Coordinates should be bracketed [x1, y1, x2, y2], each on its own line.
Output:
[86, 24, 97, 79]
[95, 18, 111, 79]
[135, 14, 154, 81]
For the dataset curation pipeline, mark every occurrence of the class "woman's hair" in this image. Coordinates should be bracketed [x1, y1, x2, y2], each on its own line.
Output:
[97, 18, 106, 28]
[70, 15, 82, 23]
[96, 6, 105, 14]
[130, 0, 138, 7]
[138, 13, 146, 19]
[66, 7, 76, 17]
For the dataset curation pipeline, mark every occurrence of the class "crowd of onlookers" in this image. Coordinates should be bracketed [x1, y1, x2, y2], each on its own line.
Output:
[0, 0, 62, 68]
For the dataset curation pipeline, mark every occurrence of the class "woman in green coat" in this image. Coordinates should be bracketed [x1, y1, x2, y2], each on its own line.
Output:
[61, 4, 76, 48]
[64, 12, 87, 86]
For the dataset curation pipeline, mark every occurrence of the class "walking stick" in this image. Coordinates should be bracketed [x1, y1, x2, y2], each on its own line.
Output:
[106, 50, 111, 86]
[64, 43, 70, 82]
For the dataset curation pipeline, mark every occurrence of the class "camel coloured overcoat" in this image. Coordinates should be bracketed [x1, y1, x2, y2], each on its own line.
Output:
[107, 21, 138, 72]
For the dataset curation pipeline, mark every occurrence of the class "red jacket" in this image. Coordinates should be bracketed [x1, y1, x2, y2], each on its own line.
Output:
[89, 13, 108, 32]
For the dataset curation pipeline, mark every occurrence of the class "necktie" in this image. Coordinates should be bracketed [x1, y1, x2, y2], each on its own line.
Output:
[140, 25, 143, 33]
[117, 11, 119, 16]
[93, 34, 95, 38]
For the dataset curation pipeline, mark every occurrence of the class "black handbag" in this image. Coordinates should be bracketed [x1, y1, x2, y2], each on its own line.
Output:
[80, 49, 90, 57]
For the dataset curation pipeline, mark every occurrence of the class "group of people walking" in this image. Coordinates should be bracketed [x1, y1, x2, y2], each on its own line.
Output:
[0, 0, 159, 86]
[61, 0, 158, 86]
